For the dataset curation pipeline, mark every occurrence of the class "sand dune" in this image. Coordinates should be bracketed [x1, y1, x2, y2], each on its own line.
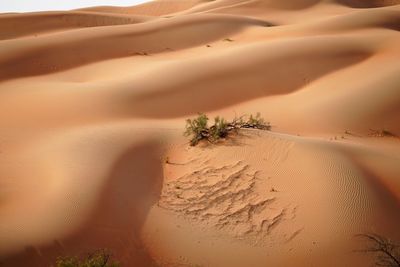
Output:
[0, 13, 270, 81]
[0, 11, 152, 40]
[0, 0, 399, 266]
[114, 34, 373, 117]
[335, 0, 400, 8]
[144, 131, 400, 267]
[78, 0, 206, 16]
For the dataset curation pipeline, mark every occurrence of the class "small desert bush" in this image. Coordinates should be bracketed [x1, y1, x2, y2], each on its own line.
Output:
[54, 250, 120, 267]
[368, 128, 397, 138]
[184, 113, 270, 146]
[209, 116, 229, 142]
[356, 233, 400, 267]
[184, 113, 209, 146]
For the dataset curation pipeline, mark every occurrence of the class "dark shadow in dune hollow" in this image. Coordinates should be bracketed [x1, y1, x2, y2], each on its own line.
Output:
[1, 140, 164, 267]
[335, 0, 400, 8]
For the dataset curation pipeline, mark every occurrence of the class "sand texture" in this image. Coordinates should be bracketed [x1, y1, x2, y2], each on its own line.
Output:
[0, 0, 399, 266]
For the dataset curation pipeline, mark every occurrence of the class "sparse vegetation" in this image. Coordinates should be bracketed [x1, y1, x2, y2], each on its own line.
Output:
[184, 113, 209, 146]
[210, 116, 229, 142]
[184, 113, 271, 146]
[135, 52, 149, 56]
[368, 129, 397, 138]
[53, 250, 120, 267]
[356, 233, 400, 267]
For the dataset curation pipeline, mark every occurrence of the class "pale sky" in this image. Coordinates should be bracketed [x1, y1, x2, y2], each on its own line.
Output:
[0, 0, 152, 13]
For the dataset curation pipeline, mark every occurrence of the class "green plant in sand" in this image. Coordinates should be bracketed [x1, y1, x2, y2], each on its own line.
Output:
[184, 113, 270, 146]
[53, 250, 120, 267]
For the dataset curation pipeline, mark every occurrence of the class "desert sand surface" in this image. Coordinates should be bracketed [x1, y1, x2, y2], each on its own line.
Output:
[1, 0, 400, 266]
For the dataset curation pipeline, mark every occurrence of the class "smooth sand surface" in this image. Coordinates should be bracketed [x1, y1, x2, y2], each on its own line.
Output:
[0, 0, 399, 266]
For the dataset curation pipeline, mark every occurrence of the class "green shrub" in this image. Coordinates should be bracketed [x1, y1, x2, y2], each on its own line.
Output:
[240, 113, 271, 130]
[184, 113, 209, 146]
[54, 250, 120, 267]
[209, 116, 229, 142]
[184, 113, 270, 146]
[55, 256, 79, 267]
[368, 128, 397, 138]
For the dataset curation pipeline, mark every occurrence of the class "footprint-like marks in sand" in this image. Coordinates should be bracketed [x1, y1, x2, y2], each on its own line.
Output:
[159, 160, 297, 240]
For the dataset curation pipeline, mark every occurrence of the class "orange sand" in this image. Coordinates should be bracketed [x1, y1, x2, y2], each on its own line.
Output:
[0, 0, 399, 266]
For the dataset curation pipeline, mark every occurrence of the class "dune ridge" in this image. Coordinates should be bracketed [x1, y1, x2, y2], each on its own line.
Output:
[0, 13, 271, 81]
[0, 11, 153, 41]
[77, 0, 207, 15]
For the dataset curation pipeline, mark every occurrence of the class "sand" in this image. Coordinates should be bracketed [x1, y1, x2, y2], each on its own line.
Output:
[0, 0, 399, 266]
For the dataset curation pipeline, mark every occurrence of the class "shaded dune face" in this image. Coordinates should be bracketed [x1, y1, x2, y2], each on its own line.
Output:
[1, 140, 164, 267]
[118, 40, 371, 117]
[0, 0, 400, 266]
[251, 0, 321, 10]
[67, 141, 163, 267]
[334, 0, 400, 8]
[230, 0, 400, 9]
